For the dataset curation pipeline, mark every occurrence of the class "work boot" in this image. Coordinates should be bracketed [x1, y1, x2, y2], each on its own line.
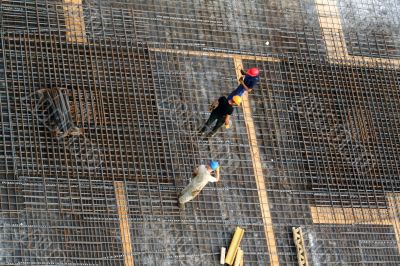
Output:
[177, 197, 185, 210]
[68, 126, 84, 136]
[206, 131, 217, 138]
[198, 126, 207, 134]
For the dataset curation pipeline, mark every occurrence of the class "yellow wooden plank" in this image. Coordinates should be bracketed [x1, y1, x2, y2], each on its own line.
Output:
[233, 58, 279, 265]
[386, 194, 400, 255]
[314, 0, 349, 60]
[311, 195, 400, 257]
[149, 47, 281, 62]
[310, 206, 391, 225]
[63, 0, 86, 43]
[114, 181, 134, 266]
[315, 0, 400, 67]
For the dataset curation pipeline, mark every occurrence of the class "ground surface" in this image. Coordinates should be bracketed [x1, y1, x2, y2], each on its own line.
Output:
[1, 0, 400, 265]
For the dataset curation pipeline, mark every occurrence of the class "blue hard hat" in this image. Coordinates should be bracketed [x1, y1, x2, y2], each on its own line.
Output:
[210, 161, 219, 170]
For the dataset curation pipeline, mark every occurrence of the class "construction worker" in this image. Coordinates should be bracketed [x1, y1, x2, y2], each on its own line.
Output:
[179, 161, 220, 210]
[199, 95, 242, 137]
[227, 67, 260, 100]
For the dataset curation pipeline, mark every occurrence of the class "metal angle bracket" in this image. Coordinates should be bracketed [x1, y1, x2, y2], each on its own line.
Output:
[292, 227, 309, 266]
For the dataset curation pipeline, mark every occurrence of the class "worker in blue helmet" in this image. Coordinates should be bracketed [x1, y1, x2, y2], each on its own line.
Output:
[178, 161, 220, 210]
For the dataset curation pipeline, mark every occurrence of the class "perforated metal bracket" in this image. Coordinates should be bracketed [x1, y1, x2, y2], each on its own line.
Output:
[292, 227, 309, 266]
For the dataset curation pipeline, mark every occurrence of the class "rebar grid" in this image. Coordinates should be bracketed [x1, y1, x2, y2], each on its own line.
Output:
[247, 55, 400, 263]
[2, 0, 399, 59]
[1, 0, 400, 265]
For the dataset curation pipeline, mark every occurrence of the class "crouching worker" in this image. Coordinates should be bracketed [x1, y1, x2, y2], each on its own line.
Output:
[178, 161, 220, 210]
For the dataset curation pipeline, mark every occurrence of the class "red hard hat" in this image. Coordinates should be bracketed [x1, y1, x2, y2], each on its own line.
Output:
[247, 68, 259, 77]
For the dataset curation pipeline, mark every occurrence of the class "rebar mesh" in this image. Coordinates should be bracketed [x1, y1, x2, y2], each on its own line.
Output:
[249, 56, 400, 264]
[1, 0, 400, 265]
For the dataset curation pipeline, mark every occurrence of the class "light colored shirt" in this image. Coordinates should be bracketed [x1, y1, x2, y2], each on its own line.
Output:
[179, 164, 218, 204]
[189, 165, 217, 191]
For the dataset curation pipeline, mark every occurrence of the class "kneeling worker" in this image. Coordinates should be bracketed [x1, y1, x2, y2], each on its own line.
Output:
[179, 161, 220, 210]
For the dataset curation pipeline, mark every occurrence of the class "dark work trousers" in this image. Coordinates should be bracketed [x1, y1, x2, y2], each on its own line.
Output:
[200, 110, 225, 134]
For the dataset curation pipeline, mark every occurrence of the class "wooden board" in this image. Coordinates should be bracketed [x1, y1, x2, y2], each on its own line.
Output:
[114, 181, 135, 266]
[234, 58, 279, 265]
[63, 0, 87, 43]
[310, 206, 391, 225]
[149, 47, 281, 62]
[311, 195, 400, 255]
[315, 0, 400, 67]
